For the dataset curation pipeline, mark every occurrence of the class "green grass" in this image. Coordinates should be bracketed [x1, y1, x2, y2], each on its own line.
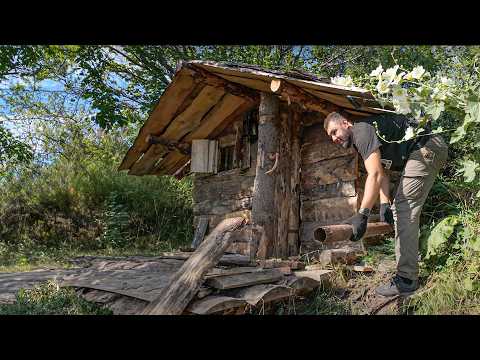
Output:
[361, 237, 396, 267]
[0, 239, 188, 273]
[405, 255, 480, 315]
[0, 280, 112, 315]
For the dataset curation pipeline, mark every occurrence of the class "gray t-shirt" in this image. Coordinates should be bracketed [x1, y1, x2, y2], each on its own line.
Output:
[351, 114, 418, 171]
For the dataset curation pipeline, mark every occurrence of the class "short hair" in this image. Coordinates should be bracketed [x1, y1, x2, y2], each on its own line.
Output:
[323, 111, 349, 131]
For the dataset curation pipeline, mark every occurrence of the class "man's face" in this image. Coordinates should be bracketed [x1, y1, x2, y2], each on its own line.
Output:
[326, 120, 352, 149]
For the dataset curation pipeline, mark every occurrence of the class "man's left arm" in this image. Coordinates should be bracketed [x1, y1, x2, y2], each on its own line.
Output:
[344, 149, 391, 241]
[360, 149, 387, 210]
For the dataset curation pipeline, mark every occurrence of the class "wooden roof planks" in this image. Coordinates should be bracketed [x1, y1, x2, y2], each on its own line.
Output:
[120, 60, 393, 176]
[119, 67, 201, 171]
[129, 86, 226, 175]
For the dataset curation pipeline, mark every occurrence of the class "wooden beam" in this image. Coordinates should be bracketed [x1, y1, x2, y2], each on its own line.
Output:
[270, 79, 340, 115]
[140, 217, 245, 315]
[146, 134, 191, 155]
[186, 63, 259, 104]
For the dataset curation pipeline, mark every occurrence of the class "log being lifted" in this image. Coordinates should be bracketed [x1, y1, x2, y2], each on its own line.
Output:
[314, 222, 393, 243]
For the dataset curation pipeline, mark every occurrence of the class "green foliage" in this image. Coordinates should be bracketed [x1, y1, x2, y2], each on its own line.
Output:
[424, 215, 459, 260]
[0, 280, 112, 315]
[98, 193, 130, 248]
[0, 113, 193, 267]
[0, 124, 32, 172]
[458, 159, 479, 182]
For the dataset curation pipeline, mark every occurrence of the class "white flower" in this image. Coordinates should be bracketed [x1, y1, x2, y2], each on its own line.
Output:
[440, 76, 453, 86]
[393, 71, 406, 85]
[382, 65, 399, 83]
[410, 66, 426, 79]
[330, 75, 353, 87]
[376, 79, 391, 94]
[370, 64, 384, 77]
[392, 85, 407, 99]
[393, 98, 411, 114]
[404, 127, 415, 140]
[432, 87, 447, 101]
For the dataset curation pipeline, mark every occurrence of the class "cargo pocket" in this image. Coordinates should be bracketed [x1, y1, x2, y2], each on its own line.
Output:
[397, 176, 425, 202]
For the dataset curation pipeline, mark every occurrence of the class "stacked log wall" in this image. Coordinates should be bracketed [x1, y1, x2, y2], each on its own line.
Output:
[192, 113, 257, 256]
[299, 118, 359, 251]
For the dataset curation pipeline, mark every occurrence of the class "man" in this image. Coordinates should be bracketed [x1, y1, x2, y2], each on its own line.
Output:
[324, 111, 448, 297]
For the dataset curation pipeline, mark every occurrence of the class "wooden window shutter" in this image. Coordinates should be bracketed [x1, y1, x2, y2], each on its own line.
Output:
[191, 139, 218, 173]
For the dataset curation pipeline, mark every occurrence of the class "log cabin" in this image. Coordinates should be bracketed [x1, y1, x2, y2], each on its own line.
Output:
[119, 60, 399, 261]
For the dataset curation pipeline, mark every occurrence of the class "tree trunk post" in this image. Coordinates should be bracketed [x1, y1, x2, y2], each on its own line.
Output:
[251, 93, 280, 260]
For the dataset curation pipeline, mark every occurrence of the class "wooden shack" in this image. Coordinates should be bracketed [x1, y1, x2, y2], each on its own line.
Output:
[119, 60, 397, 261]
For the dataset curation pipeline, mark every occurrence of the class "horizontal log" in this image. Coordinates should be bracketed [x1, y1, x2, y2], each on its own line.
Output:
[314, 222, 393, 243]
[300, 181, 357, 201]
[193, 176, 255, 203]
[270, 79, 340, 115]
[301, 155, 357, 188]
[193, 197, 252, 216]
[301, 141, 356, 165]
[217, 254, 252, 267]
[301, 196, 358, 223]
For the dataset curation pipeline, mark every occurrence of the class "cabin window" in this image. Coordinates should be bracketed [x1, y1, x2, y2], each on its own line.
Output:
[219, 145, 235, 172]
[190, 139, 218, 173]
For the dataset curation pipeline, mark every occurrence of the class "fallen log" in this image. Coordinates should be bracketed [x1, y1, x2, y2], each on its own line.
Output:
[314, 222, 393, 243]
[141, 217, 245, 315]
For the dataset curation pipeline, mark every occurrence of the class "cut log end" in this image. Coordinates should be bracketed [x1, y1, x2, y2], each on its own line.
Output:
[270, 79, 282, 93]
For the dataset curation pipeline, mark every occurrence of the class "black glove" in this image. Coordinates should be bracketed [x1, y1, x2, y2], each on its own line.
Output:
[342, 212, 368, 242]
[380, 203, 394, 226]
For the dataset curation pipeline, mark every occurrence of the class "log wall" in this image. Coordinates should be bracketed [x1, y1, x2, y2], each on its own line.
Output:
[299, 120, 359, 251]
[192, 111, 258, 256]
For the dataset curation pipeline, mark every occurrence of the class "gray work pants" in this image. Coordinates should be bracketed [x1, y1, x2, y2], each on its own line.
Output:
[392, 135, 449, 281]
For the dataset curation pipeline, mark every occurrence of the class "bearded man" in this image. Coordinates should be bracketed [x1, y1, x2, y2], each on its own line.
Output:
[323, 111, 448, 296]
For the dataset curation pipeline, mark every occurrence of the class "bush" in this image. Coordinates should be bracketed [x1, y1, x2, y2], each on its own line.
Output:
[0, 125, 194, 266]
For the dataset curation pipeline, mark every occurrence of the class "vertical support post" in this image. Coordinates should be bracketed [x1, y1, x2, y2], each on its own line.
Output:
[251, 93, 280, 260]
[287, 109, 301, 257]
